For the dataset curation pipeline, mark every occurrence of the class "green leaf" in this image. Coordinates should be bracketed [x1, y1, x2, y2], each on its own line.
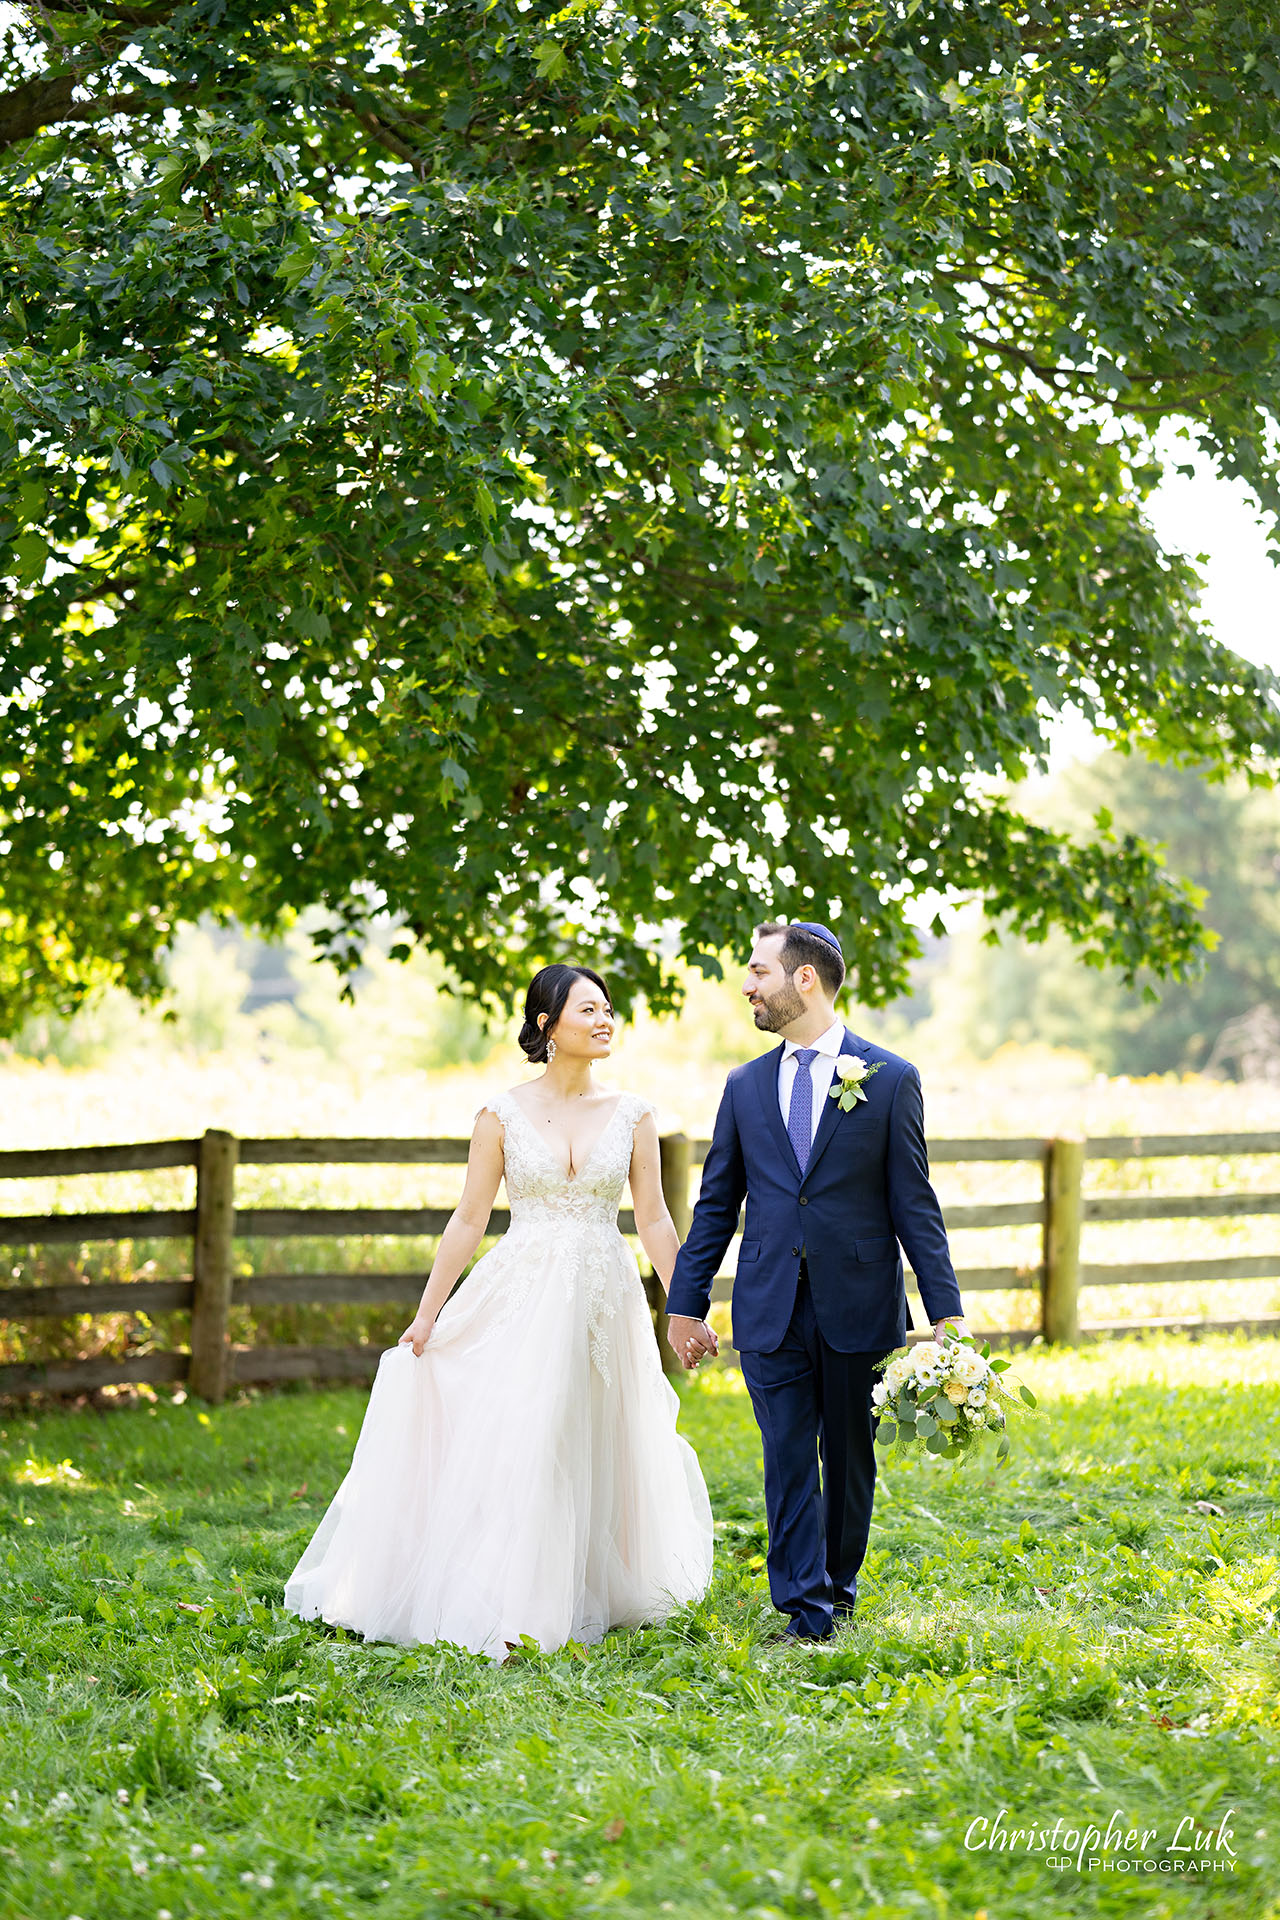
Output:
[277, 238, 316, 291]
[874, 1421, 898, 1449]
[535, 41, 567, 80]
[11, 532, 48, 583]
[1019, 1384, 1038, 1409]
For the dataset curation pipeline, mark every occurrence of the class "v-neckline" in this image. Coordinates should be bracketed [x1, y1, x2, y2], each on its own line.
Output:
[505, 1093, 626, 1184]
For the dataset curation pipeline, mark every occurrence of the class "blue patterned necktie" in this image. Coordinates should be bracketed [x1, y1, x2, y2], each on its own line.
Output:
[787, 1047, 819, 1175]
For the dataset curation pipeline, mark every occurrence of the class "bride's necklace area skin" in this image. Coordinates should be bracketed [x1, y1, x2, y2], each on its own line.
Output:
[521, 1064, 617, 1180]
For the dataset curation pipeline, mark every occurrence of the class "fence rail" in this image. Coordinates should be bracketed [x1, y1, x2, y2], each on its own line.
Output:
[2, 1127, 1279, 1401]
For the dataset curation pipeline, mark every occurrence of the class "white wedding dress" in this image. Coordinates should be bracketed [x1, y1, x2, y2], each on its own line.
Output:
[284, 1091, 714, 1659]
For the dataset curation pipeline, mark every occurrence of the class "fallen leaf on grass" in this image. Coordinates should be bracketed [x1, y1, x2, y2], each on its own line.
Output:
[603, 1817, 625, 1841]
[1193, 1500, 1225, 1516]
[177, 1600, 207, 1614]
[289, 1483, 309, 1500]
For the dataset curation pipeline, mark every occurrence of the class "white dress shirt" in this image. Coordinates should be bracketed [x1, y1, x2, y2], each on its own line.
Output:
[777, 1019, 847, 1147]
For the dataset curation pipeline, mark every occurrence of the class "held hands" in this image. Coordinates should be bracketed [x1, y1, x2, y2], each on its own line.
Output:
[399, 1315, 435, 1357]
[666, 1313, 719, 1371]
[933, 1316, 969, 1346]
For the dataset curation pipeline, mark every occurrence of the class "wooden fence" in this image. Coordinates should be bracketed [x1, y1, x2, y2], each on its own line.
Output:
[2, 1129, 1279, 1401]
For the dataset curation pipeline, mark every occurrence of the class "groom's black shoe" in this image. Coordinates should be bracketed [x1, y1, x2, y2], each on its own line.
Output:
[782, 1621, 833, 1645]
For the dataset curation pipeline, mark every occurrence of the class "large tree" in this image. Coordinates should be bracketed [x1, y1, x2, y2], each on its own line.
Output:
[2, 0, 1279, 1027]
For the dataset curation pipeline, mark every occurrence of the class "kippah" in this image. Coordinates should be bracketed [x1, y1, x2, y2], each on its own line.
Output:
[789, 920, 844, 960]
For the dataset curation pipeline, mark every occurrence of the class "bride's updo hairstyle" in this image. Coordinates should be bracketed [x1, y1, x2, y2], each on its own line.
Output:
[519, 964, 613, 1064]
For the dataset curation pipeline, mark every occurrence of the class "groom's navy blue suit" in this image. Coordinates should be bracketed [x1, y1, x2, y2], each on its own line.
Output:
[665, 1028, 963, 1638]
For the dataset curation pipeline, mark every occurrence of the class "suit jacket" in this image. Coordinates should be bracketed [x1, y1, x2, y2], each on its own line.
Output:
[664, 1028, 963, 1354]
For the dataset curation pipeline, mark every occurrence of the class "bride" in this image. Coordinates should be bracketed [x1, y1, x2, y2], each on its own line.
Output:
[284, 963, 716, 1659]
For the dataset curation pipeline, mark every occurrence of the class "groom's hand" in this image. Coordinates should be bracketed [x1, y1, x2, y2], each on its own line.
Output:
[667, 1314, 719, 1370]
[933, 1316, 969, 1345]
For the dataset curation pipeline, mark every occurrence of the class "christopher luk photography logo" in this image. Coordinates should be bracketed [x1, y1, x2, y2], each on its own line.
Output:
[964, 1804, 1238, 1875]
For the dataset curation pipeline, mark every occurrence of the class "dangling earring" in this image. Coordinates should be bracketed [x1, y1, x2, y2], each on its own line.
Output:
[545, 1037, 557, 1063]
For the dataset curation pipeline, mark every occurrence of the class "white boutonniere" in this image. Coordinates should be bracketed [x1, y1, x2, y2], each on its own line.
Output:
[829, 1054, 884, 1112]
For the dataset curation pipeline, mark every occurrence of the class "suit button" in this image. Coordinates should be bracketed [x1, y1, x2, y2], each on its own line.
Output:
[791, 1246, 800, 1257]
[799, 1196, 808, 1206]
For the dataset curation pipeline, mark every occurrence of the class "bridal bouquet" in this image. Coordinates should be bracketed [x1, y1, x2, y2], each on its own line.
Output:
[871, 1333, 1040, 1465]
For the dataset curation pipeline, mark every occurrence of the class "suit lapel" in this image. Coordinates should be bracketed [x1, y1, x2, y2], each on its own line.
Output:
[752, 1044, 803, 1180]
[803, 1028, 869, 1183]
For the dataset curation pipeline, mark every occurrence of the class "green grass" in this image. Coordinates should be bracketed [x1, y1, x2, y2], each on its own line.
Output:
[1, 1336, 1278, 1919]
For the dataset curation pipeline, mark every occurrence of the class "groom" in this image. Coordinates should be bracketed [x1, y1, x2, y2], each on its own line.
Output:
[665, 921, 966, 1642]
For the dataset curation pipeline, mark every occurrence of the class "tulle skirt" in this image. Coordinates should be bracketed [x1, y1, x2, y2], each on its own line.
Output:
[283, 1222, 714, 1659]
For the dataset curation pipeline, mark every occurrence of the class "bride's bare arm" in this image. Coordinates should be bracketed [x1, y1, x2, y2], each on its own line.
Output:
[631, 1111, 719, 1366]
[399, 1110, 506, 1355]
[628, 1111, 684, 1291]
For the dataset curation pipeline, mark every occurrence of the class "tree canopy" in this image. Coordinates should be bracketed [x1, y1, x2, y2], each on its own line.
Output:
[3, 0, 1279, 1030]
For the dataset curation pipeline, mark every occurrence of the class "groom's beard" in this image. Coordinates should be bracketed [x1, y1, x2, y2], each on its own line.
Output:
[750, 981, 806, 1031]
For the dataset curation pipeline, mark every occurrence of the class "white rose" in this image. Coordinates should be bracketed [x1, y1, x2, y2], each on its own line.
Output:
[969, 1409, 987, 1428]
[908, 1344, 937, 1376]
[967, 1388, 987, 1408]
[834, 1056, 866, 1082]
[871, 1382, 888, 1408]
[950, 1349, 989, 1389]
[884, 1357, 910, 1395]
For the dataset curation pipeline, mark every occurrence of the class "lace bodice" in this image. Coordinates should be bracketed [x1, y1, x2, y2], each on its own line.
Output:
[471, 1090, 658, 1383]
[482, 1089, 655, 1227]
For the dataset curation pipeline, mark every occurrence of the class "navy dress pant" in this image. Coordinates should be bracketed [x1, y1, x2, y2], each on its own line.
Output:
[737, 1263, 890, 1639]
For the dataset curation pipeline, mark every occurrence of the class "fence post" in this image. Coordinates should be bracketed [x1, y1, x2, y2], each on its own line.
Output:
[189, 1129, 239, 1402]
[646, 1131, 692, 1376]
[1042, 1135, 1084, 1344]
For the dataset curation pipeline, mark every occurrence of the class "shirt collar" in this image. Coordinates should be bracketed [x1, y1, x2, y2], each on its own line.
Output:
[784, 1019, 846, 1060]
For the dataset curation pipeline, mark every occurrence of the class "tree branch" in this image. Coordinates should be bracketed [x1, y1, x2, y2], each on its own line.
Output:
[40, 0, 178, 23]
[0, 70, 151, 155]
[331, 86, 430, 179]
[964, 327, 1237, 415]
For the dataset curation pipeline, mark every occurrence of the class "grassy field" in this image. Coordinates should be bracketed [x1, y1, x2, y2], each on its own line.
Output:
[2, 1335, 1278, 1919]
